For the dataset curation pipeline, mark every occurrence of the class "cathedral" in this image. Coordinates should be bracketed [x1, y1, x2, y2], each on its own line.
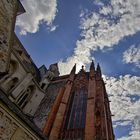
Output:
[0, 1, 114, 140]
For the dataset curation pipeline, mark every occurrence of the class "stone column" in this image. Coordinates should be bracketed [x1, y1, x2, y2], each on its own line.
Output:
[43, 87, 65, 136]
[85, 61, 96, 140]
[105, 93, 114, 140]
[101, 82, 109, 140]
[49, 65, 76, 140]
[95, 64, 109, 140]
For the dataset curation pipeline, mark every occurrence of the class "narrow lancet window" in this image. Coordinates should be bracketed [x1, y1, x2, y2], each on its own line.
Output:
[60, 87, 87, 140]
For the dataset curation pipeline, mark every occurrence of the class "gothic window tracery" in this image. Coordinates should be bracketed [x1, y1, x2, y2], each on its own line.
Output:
[1, 75, 19, 93]
[60, 87, 87, 139]
[16, 85, 35, 109]
[8, 77, 19, 91]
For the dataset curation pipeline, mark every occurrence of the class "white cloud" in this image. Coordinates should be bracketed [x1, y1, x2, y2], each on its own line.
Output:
[58, 43, 93, 75]
[118, 119, 140, 140]
[104, 75, 140, 139]
[58, 0, 140, 75]
[123, 44, 140, 68]
[48, 25, 58, 32]
[16, 0, 57, 35]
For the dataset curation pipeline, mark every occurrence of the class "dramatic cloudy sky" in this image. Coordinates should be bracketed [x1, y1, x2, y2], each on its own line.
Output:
[16, 0, 140, 139]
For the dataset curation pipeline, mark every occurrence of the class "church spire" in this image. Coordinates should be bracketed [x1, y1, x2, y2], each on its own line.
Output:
[96, 63, 102, 79]
[89, 60, 95, 79]
[90, 60, 95, 70]
[70, 64, 76, 75]
[97, 63, 101, 73]
[68, 63, 76, 82]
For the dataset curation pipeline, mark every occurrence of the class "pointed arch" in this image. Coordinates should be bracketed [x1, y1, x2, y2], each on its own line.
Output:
[0, 60, 18, 84]
[6, 77, 19, 92]
[10, 77, 18, 90]
[17, 85, 35, 109]
[9, 60, 18, 74]
[60, 87, 88, 139]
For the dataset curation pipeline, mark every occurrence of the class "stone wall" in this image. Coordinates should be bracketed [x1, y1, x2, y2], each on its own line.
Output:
[0, 0, 18, 73]
[34, 80, 67, 129]
[23, 85, 45, 116]
[13, 35, 40, 78]
[0, 51, 45, 117]
[0, 53, 27, 92]
[0, 103, 42, 140]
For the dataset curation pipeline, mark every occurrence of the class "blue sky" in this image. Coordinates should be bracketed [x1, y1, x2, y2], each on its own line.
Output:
[16, 0, 140, 139]
[16, 0, 94, 68]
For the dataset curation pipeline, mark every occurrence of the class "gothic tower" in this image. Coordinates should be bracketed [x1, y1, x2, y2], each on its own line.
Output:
[42, 62, 114, 140]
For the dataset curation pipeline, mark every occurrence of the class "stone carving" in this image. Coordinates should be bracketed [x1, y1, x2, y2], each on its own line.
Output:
[1, 76, 19, 92]
[40, 70, 54, 90]
[49, 63, 60, 77]
[0, 32, 8, 50]
[13, 38, 37, 75]
[16, 85, 35, 109]
[0, 31, 9, 73]
[0, 53, 7, 73]
[11, 73, 33, 99]
[0, 115, 18, 140]
[0, 106, 37, 140]
[15, 131, 33, 140]
[74, 66, 88, 89]
[0, 0, 17, 73]
[40, 64, 59, 90]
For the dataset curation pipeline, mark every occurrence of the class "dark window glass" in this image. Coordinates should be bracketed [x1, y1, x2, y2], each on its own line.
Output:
[41, 83, 46, 89]
[18, 94, 28, 106]
[60, 88, 87, 139]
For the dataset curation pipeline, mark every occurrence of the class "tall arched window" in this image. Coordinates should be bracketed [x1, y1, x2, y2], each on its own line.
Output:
[7, 77, 19, 92]
[0, 60, 18, 88]
[17, 85, 35, 109]
[60, 87, 87, 139]
[9, 60, 18, 75]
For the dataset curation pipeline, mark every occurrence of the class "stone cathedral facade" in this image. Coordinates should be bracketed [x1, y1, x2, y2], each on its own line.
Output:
[0, 1, 114, 140]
